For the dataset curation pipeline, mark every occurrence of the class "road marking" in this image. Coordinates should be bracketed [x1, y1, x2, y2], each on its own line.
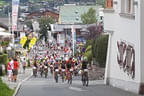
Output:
[69, 86, 87, 92]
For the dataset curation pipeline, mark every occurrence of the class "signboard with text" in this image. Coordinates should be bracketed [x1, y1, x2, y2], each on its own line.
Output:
[12, 0, 20, 31]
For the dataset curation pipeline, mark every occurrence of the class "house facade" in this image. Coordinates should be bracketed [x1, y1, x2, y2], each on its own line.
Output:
[27, 10, 59, 22]
[104, 0, 144, 94]
[51, 24, 88, 43]
[59, 4, 103, 24]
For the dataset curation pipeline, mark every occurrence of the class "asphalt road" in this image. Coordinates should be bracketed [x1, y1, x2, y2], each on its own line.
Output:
[16, 72, 140, 96]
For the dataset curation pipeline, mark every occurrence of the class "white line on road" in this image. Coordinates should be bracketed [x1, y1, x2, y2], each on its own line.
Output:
[69, 86, 87, 92]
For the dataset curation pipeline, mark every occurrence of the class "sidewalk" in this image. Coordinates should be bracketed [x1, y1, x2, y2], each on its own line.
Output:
[1, 68, 32, 90]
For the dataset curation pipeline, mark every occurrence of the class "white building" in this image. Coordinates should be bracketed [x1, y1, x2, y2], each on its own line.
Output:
[104, 0, 144, 94]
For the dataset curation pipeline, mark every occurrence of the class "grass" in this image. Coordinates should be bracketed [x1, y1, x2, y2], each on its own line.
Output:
[0, 1, 5, 7]
[0, 77, 14, 96]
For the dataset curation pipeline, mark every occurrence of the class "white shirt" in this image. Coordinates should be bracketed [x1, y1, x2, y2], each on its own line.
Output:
[10, 60, 14, 69]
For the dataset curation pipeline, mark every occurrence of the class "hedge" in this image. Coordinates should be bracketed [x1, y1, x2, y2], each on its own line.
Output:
[0, 54, 8, 65]
[92, 35, 109, 67]
[0, 54, 8, 75]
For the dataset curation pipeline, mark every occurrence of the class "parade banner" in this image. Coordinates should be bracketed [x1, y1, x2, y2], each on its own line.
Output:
[20, 36, 27, 47]
[29, 37, 37, 50]
[12, 0, 20, 31]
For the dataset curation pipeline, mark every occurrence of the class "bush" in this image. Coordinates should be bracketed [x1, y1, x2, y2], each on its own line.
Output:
[2, 54, 8, 65]
[0, 54, 8, 75]
[0, 41, 9, 47]
[84, 45, 92, 62]
[92, 35, 109, 67]
[0, 55, 3, 64]
[84, 40, 93, 49]
[2, 70, 5, 76]
[0, 54, 8, 65]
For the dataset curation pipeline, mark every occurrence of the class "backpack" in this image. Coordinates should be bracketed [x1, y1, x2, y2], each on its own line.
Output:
[23, 62, 26, 66]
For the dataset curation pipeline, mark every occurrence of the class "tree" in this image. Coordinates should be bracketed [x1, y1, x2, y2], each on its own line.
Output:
[20, 0, 29, 3]
[81, 8, 97, 24]
[0, 0, 5, 7]
[25, 20, 33, 29]
[64, 0, 69, 4]
[38, 17, 55, 42]
[96, 0, 106, 8]
[84, 45, 92, 62]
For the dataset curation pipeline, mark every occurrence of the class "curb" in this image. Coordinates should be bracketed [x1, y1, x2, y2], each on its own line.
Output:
[13, 72, 33, 96]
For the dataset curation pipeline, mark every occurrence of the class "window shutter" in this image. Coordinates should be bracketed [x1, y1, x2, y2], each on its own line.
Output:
[106, 0, 113, 8]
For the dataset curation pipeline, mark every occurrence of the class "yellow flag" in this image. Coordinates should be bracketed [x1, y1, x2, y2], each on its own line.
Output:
[30, 37, 37, 45]
[29, 37, 37, 49]
[20, 36, 27, 47]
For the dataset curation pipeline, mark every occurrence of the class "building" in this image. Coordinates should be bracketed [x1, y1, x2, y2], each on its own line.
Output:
[59, 4, 103, 24]
[104, 0, 144, 95]
[27, 10, 59, 22]
[43, 10, 59, 22]
[51, 24, 88, 42]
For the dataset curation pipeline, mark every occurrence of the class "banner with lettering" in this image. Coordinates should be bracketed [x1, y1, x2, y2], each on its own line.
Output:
[20, 36, 27, 47]
[29, 37, 37, 50]
[12, 0, 20, 31]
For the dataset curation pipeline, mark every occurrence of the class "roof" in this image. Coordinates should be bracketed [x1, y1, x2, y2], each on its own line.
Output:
[51, 24, 88, 32]
[0, 18, 9, 30]
[27, 10, 59, 19]
[59, 5, 102, 24]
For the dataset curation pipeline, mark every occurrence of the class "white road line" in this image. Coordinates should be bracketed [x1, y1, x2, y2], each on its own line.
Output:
[69, 86, 87, 92]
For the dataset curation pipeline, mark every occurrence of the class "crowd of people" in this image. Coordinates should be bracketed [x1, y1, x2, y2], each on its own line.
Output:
[6, 40, 90, 86]
[31, 41, 90, 86]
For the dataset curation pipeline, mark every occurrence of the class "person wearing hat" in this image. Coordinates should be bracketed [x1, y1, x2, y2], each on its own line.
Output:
[81, 56, 88, 70]
[81, 56, 89, 86]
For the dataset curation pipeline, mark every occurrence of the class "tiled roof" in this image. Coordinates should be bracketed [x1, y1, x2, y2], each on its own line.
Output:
[59, 5, 102, 24]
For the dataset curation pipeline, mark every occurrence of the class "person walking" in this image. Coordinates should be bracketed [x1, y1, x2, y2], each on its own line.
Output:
[7, 59, 12, 81]
[10, 58, 14, 81]
[22, 58, 27, 73]
[13, 58, 19, 82]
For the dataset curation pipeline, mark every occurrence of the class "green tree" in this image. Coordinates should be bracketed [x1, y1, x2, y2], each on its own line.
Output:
[25, 20, 33, 29]
[0, 0, 5, 7]
[38, 17, 55, 42]
[81, 8, 97, 24]
[20, 0, 29, 3]
[84, 45, 92, 62]
[96, 0, 106, 8]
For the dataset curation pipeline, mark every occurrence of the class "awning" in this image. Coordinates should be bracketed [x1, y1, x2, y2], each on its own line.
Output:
[0, 28, 5, 31]
[0, 31, 13, 36]
[0, 31, 13, 41]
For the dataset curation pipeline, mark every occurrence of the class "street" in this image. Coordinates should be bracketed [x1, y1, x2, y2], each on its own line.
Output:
[16, 72, 139, 96]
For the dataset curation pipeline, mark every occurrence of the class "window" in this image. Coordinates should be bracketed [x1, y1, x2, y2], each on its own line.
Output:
[121, 0, 135, 14]
[100, 16, 103, 20]
[106, 0, 113, 8]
